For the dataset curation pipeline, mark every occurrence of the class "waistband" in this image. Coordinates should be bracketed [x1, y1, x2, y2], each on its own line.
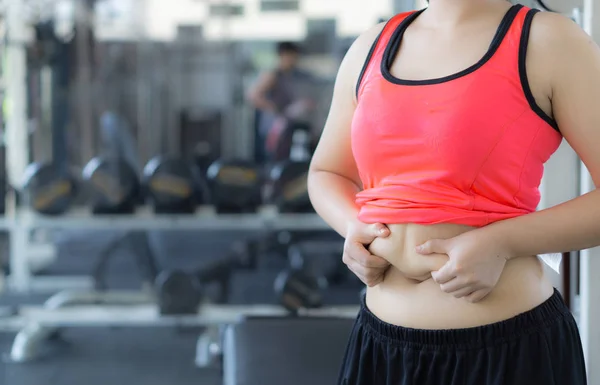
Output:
[359, 288, 571, 350]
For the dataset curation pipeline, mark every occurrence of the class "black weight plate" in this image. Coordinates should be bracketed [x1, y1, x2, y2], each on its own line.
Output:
[143, 156, 201, 214]
[206, 159, 262, 213]
[82, 157, 139, 214]
[274, 269, 323, 312]
[289, 245, 344, 287]
[156, 270, 203, 315]
[269, 161, 312, 213]
[22, 162, 77, 215]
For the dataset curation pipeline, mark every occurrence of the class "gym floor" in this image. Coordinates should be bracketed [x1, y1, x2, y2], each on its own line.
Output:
[0, 230, 359, 385]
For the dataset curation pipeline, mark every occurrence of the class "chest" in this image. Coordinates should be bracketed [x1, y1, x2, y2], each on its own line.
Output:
[350, 76, 539, 185]
[390, 25, 499, 82]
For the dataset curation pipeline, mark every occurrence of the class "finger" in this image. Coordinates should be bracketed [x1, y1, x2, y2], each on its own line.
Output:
[346, 260, 382, 281]
[364, 270, 386, 287]
[439, 277, 471, 294]
[346, 261, 386, 286]
[416, 239, 448, 255]
[367, 276, 385, 287]
[466, 289, 491, 303]
[344, 242, 390, 268]
[450, 286, 476, 299]
[431, 262, 457, 285]
[368, 223, 390, 239]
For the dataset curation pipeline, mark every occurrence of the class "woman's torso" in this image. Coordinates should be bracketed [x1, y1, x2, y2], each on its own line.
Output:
[368, 223, 554, 329]
[353, 4, 558, 328]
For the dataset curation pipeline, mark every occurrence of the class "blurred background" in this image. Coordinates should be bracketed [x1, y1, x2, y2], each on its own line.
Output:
[0, 2, 425, 385]
[0, 0, 595, 385]
[3, 0, 421, 170]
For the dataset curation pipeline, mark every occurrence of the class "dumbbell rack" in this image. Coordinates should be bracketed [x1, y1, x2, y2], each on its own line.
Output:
[5, 205, 331, 293]
[0, 204, 351, 363]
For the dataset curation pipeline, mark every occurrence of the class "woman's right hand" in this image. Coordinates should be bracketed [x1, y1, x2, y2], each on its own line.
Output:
[343, 221, 392, 287]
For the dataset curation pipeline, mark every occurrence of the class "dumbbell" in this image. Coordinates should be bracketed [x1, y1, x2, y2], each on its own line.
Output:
[266, 160, 313, 213]
[274, 267, 325, 313]
[82, 157, 140, 214]
[206, 159, 262, 213]
[143, 156, 205, 214]
[155, 270, 204, 315]
[156, 252, 247, 315]
[22, 162, 78, 215]
[288, 244, 348, 286]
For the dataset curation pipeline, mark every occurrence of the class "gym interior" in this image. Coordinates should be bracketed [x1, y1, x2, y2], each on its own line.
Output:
[0, 0, 598, 384]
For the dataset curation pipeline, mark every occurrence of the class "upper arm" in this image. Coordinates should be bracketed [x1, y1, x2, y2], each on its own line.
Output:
[310, 23, 385, 186]
[538, 13, 600, 186]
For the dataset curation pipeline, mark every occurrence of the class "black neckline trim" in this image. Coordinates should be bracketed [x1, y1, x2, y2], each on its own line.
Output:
[381, 4, 523, 86]
[518, 9, 560, 133]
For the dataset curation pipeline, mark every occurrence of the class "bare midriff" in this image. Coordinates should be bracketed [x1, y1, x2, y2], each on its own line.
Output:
[366, 223, 555, 330]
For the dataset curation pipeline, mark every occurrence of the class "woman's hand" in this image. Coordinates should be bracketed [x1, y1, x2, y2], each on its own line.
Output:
[343, 221, 391, 287]
[415, 229, 511, 303]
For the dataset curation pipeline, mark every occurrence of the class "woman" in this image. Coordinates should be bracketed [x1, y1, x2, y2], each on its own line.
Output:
[308, 1, 595, 384]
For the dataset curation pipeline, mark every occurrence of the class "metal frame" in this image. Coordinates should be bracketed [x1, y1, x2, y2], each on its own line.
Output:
[1, 208, 338, 363]
[5, 289, 358, 362]
[6, 206, 329, 293]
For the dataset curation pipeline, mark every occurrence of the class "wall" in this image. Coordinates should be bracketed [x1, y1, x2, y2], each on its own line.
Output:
[88, 0, 599, 42]
[579, 1, 600, 382]
[541, 0, 582, 12]
[117, 0, 394, 42]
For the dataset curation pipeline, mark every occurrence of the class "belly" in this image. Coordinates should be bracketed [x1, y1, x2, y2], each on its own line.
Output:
[366, 223, 554, 329]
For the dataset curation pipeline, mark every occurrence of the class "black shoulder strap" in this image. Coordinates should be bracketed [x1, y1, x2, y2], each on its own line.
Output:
[355, 22, 389, 98]
[518, 8, 560, 133]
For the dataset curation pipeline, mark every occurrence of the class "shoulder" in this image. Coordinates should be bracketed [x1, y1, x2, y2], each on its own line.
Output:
[343, 12, 414, 71]
[344, 22, 387, 65]
[339, 17, 406, 78]
[528, 11, 596, 72]
[332, 22, 388, 97]
[348, 12, 413, 49]
[525, 11, 599, 96]
[529, 11, 589, 47]
[333, 14, 413, 101]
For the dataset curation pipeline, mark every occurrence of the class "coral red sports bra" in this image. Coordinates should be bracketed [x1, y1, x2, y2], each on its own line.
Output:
[352, 5, 563, 227]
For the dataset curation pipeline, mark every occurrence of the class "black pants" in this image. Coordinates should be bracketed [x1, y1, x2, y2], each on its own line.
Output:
[338, 289, 587, 385]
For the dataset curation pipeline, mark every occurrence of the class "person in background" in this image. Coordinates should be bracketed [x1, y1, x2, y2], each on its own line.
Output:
[247, 42, 315, 162]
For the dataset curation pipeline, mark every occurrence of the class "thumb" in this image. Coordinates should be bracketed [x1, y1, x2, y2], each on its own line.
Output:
[368, 223, 390, 238]
[416, 239, 448, 255]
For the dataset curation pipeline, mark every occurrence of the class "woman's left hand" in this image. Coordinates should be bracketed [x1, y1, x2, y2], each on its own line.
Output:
[415, 229, 512, 303]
